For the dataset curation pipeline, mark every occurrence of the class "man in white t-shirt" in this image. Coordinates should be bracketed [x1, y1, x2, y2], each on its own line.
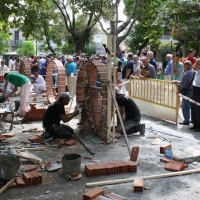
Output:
[8, 57, 15, 70]
[0, 81, 14, 97]
[0, 60, 10, 71]
[132, 55, 142, 76]
[31, 72, 46, 94]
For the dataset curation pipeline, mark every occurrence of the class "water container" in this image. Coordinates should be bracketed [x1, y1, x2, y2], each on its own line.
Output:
[6, 103, 10, 112]
[62, 154, 81, 176]
[165, 148, 173, 159]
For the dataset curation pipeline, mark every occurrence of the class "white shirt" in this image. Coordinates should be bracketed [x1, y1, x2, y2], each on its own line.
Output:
[0, 65, 9, 71]
[193, 70, 200, 87]
[35, 75, 46, 87]
[133, 61, 142, 76]
[9, 59, 14, 70]
[1, 82, 13, 92]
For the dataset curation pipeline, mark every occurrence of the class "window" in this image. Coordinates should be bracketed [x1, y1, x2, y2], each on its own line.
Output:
[14, 31, 19, 41]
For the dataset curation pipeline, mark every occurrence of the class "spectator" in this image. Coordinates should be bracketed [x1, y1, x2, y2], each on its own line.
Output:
[8, 57, 15, 71]
[139, 56, 157, 79]
[0, 60, 9, 71]
[182, 49, 197, 69]
[190, 58, 200, 132]
[173, 61, 195, 125]
[147, 51, 157, 72]
[66, 57, 77, 97]
[132, 55, 142, 77]
[30, 56, 39, 74]
[122, 53, 134, 79]
[164, 54, 173, 80]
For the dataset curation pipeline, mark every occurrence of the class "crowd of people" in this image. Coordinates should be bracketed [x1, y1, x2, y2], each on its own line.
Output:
[0, 48, 199, 135]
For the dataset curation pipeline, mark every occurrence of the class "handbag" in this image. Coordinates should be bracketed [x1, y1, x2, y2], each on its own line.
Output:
[180, 72, 195, 95]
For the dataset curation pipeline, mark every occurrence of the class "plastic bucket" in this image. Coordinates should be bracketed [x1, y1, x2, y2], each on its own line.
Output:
[14, 100, 20, 111]
[0, 155, 21, 180]
[62, 154, 81, 176]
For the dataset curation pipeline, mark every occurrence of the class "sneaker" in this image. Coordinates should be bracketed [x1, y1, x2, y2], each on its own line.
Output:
[189, 126, 197, 130]
[139, 124, 145, 135]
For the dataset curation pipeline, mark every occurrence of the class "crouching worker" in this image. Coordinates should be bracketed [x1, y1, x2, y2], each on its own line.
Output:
[115, 86, 145, 135]
[43, 92, 79, 139]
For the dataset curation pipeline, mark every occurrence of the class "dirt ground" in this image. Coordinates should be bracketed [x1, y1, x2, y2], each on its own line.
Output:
[1, 95, 200, 200]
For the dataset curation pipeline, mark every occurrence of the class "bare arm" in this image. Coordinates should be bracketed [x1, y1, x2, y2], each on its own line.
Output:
[6, 86, 18, 99]
[60, 110, 79, 123]
[173, 68, 179, 75]
[3, 80, 9, 97]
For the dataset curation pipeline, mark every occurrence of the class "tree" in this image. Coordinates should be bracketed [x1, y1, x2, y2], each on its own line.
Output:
[157, 0, 200, 56]
[16, 41, 35, 57]
[0, 30, 10, 55]
[98, 0, 164, 54]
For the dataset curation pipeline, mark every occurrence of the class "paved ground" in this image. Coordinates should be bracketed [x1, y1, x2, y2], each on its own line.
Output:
[1, 95, 200, 200]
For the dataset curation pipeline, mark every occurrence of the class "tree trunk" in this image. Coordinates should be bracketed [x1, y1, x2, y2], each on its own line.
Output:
[137, 38, 149, 56]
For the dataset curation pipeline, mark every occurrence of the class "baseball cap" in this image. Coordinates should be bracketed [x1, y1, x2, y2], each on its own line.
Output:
[60, 92, 73, 99]
[115, 86, 123, 94]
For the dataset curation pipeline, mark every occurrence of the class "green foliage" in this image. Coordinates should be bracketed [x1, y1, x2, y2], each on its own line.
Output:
[0, 30, 11, 55]
[62, 43, 75, 55]
[16, 41, 35, 57]
[83, 42, 96, 56]
[159, 42, 176, 63]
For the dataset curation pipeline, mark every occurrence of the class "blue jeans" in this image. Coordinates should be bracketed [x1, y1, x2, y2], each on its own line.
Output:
[182, 89, 192, 124]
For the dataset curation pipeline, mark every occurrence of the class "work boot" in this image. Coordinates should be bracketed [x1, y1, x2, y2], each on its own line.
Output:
[139, 124, 145, 135]
[41, 132, 52, 139]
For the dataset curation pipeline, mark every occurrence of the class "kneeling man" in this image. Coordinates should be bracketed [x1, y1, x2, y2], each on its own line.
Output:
[115, 87, 145, 135]
[43, 92, 79, 139]
[31, 72, 46, 94]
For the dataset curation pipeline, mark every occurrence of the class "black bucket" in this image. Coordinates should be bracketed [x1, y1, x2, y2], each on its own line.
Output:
[14, 100, 20, 111]
[62, 154, 81, 176]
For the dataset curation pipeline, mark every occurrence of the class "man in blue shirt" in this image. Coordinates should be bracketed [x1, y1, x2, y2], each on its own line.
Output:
[66, 57, 77, 97]
[122, 53, 134, 79]
[164, 54, 173, 80]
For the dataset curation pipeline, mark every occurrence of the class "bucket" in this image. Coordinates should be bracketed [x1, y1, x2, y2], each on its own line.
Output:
[0, 155, 21, 180]
[14, 100, 20, 111]
[62, 154, 81, 176]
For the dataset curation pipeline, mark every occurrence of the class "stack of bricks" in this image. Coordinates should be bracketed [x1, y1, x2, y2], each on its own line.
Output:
[76, 59, 110, 143]
[85, 161, 137, 177]
[46, 60, 66, 104]
[22, 171, 42, 185]
[23, 103, 46, 122]
[23, 59, 31, 78]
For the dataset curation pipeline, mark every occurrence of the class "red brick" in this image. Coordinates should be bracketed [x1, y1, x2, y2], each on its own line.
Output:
[83, 188, 104, 200]
[23, 172, 34, 185]
[130, 146, 139, 161]
[64, 139, 77, 146]
[160, 143, 172, 154]
[134, 178, 144, 192]
[16, 177, 26, 187]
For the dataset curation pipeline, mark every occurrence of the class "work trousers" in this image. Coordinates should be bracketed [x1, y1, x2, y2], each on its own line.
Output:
[191, 86, 200, 129]
[18, 82, 31, 117]
[46, 124, 74, 139]
[182, 89, 192, 124]
[33, 83, 45, 94]
[67, 76, 77, 97]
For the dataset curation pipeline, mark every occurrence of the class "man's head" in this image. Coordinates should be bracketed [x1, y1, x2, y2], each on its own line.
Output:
[147, 51, 154, 60]
[133, 55, 139, 63]
[141, 56, 149, 67]
[166, 54, 172, 61]
[127, 53, 133, 61]
[34, 72, 39, 78]
[1, 60, 5, 66]
[4, 73, 9, 79]
[58, 92, 73, 105]
[183, 60, 192, 71]
[195, 58, 200, 70]
[172, 52, 180, 63]
[188, 49, 195, 59]
[67, 57, 73, 63]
